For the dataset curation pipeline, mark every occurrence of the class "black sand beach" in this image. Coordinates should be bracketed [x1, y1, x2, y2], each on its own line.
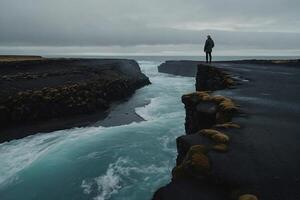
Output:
[213, 62, 300, 199]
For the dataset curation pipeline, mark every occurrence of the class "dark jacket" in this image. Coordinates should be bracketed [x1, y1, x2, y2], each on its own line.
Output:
[204, 38, 215, 52]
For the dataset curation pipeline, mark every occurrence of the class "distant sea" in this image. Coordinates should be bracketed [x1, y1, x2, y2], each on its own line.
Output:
[46, 55, 300, 62]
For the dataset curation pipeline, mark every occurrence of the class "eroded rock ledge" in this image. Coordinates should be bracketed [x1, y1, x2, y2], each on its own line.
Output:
[0, 58, 150, 142]
[158, 60, 200, 77]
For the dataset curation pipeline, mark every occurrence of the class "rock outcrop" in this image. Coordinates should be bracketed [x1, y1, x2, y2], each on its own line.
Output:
[158, 61, 200, 77]
[196, 64, 234, 91]
[0, 58, 150, 142]
[182, 92, 238, 134]
[158, 61, 234, 90]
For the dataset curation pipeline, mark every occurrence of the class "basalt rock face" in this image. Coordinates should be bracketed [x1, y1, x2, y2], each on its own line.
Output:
[182, 92, 238, 135]
[152, 65, 259, 200]
[154, 92, 246, 200]
[0, 59, 150, 142]
[196, 64, 234, 91]
[176, 91, 238, 170]
[157, 61, 234, 90]
[182, 93, 217, 134]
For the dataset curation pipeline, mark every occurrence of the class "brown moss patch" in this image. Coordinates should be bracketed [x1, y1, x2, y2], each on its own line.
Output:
[186, 153, 210, 175]
[212, 144, 229, 152]
[238, 194, 258, 200]
[212, 132, 229, 143]
[182, 91, 212, 105]
[188, 144, 210, 154]
[172, 145, 211, 180]
[182, 92, 238, 124]
[224, 77, 235, 86]
[198, 129, 230, 144]
[218, 98, 239, 112]
[214, 122, 241, 129]
[0, 55, 44, 62]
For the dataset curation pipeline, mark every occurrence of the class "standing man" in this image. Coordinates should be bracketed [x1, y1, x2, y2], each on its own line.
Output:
[204, 35, 215, 63]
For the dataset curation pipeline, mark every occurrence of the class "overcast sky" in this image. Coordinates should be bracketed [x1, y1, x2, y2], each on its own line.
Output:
[0, 0, 300, 56]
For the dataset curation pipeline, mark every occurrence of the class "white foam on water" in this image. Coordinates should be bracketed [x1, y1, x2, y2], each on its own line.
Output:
[0, 126, 108, 186]
[159, 135, 176, 154]
[93, 168, 122, 200]
[135, 97, 162, 121]
[81, 166, 122, 200]
[0, 132, 63, 186]
[81, 157, 170, 200]
[81, 180, 93, 195]
[155, 125, 183, 155]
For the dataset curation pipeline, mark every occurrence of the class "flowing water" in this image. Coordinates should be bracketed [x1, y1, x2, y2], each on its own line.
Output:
[0, 60, 195, 200]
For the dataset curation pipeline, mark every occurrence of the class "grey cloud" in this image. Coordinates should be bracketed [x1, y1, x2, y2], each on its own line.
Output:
[0, 0, 299, 53]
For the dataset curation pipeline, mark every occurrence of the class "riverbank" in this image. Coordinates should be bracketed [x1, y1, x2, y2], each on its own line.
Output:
[154, 60, 300, 199]
[0, 57, 151, 142]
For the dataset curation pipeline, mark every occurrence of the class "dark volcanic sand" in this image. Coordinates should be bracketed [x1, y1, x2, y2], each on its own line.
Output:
[211, 62, 300, 199]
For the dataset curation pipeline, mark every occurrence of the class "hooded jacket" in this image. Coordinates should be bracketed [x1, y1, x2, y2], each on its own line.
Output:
[204, 38, 215, 52]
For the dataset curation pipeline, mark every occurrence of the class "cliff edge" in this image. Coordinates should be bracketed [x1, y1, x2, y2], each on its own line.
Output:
[154, 60, 300, 199]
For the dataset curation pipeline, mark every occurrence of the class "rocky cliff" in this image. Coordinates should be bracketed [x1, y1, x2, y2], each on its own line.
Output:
[153, 63, 257, 200]
[0, 58, 150, 142]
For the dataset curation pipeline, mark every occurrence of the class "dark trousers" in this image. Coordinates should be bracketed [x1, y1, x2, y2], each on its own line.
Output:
[206, 52, 212, 63]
